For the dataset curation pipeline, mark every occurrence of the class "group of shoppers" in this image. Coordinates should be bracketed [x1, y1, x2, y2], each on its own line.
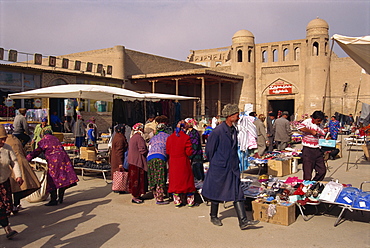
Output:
[110, 116, 200, 207]
[1, 109, 79, 240]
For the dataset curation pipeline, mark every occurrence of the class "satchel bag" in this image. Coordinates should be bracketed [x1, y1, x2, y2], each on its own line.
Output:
[112, 170, 129, 192]
[26, 170, 49, 203]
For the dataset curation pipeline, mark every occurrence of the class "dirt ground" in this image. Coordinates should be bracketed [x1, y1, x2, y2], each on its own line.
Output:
[2, 139, 370, 248]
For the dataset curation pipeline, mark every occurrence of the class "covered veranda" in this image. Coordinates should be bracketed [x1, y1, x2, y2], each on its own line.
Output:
[129, 68, 243, 119]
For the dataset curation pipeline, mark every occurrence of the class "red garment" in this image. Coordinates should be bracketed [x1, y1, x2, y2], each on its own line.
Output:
[166, 132, 196, 194]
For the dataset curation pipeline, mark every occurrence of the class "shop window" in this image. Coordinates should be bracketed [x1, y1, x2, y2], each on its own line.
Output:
[262, 50, 267, 63]
[283, 48, 289, 61]
[237, 50, 243, 62]
[294, 47, 300, 60]
[273, 49, 278, 62]
[313, 42, 319, 56]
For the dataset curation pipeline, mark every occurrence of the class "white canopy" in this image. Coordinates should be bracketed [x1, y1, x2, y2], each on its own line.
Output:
[8, 84, 144, 102]
[141, 92, 198, 101]
[8, 84, 198, 101]
[332, 34, 370, 74]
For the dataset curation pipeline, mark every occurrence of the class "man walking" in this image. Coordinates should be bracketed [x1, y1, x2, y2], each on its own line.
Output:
[202, 104, 259, 230]
[273, 111, 292, 150]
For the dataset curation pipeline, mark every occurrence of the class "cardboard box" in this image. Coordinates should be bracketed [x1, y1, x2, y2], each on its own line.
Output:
[80, 150, 96, 161]
[53, 132, 64, 142]
[363, 145, 370, 161]
[80, 146, 96, 152]
[252, 201, 296, 226]
[268, 159, 291, 177]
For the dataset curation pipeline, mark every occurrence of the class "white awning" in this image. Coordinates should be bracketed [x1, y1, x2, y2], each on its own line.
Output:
[8, 84, 198, 102]
[332, 34, 370, 74]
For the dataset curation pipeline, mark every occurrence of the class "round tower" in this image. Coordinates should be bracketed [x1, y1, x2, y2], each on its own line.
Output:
[231, 30, 256, 111]
[304, 18, 330, 115]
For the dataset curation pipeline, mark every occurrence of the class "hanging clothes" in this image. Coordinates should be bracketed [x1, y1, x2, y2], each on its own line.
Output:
[237, 115, 257, 151]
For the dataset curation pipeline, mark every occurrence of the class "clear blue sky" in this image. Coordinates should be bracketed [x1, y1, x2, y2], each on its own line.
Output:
[1, 0, 369, 61]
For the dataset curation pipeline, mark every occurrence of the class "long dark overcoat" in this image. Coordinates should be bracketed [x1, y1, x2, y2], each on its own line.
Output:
[202, 122, 244, 202]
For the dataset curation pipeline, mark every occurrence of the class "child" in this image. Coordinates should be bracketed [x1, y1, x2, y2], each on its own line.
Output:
[87, 123, 96, 147]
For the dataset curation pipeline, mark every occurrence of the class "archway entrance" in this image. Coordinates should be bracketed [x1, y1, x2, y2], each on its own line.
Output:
[268, 99, 295, 121]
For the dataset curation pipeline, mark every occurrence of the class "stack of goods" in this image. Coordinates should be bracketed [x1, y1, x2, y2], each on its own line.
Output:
[319, 181, 370, 210]
[62, 143, 77, 151]
[73, 158, 111, 170]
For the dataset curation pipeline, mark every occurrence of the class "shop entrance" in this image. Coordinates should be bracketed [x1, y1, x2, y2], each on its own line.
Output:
[268, 99, 295, 121]
[49, 98, 65, 119]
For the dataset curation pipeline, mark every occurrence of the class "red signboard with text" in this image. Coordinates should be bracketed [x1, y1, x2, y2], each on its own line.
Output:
[269, 84, 292, 95]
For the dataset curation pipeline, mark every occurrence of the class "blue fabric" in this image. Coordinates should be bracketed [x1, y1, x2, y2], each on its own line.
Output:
[335, 187, 361, 206]
[202, 122, 244, 202]
[123, 150, 129, 170]
[147, 153, 167, 162]
[353, 191, 370, 210]
[87, 129, 96, 142]
[237, 146, 249, 171]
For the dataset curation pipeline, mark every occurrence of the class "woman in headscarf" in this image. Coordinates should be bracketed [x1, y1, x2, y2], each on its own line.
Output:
[26, 128, 79, 206]
[185, 118, 204, 182]
[127, 123, 148, 204]
[166, 121, 196, 208]
[147, 123, 170, 205]
[0, 125, 23, 239]
[6, 131, 41, 214]
[110, 124, 128, 192]
[31, 117, 52, 149]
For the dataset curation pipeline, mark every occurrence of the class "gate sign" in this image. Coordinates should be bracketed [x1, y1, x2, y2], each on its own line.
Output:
[269, 84, 292, 95]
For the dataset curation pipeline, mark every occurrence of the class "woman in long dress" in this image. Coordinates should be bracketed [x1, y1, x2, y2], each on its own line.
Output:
[147, 123, 170, 205]
[110, 124, 128, 192]
[166, 122, 196, 207]
[26, 128, 79, 206]
[0, 125, 23, 239]
[6, 133, 41, 214]
[127, 123, 148, 204]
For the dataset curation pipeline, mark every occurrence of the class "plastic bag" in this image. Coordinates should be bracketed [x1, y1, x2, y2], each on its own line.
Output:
[25, 170, 49, 203]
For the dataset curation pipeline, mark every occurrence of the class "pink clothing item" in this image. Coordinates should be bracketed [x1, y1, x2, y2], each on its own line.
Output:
[298, 118, 325, 148]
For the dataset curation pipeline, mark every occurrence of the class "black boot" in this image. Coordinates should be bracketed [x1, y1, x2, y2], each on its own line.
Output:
[45, 190, 58, 206]
[58, 187, 66, 204]
[233, 201, 259, 230]
[210, 201, 222, 226]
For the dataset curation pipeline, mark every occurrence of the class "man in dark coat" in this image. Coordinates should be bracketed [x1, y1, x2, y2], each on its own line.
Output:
[273, 111, 292, 150]
[202, 104, 259, 230]
[266, 112, 276, 152]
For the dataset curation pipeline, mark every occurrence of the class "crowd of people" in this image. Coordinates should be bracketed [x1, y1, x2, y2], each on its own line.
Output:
[2, 104, 363, 239]
[0, 110, 80, 240]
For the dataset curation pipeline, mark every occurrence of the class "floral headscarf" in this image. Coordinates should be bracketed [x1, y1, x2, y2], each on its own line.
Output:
[155, 123, 167, 135]
[42, 127, 53, 135]
[185, 118, 197, 128]
[132, 123, 144, 134]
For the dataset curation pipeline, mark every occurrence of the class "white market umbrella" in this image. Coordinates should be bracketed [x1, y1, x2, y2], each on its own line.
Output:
[8, 84, 144, 102]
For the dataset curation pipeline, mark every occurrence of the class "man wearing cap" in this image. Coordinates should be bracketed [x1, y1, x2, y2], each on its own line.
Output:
[273, 111, 292, 150]
[13, 108, 30, 147]
[202, 104, 259, 230]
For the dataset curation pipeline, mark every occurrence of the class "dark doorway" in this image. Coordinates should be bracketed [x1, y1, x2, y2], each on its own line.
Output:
[268, 99, 295, 121]
[49, 98, 65, 119]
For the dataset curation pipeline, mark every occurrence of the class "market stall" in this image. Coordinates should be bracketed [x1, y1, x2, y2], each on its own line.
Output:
[8, 84, 198, 180]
